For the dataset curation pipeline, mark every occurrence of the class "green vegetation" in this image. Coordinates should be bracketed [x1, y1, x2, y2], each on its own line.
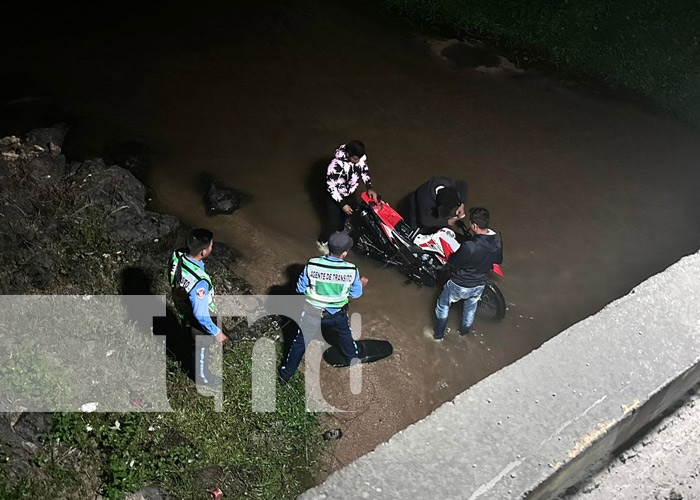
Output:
[2, 345, 320, 500]
[382, 0, 700, 126]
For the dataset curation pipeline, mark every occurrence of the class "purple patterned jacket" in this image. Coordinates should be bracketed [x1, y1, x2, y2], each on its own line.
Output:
[326, 144, 372, 204]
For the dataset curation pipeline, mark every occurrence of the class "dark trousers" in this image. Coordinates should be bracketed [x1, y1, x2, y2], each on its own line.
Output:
[319, 193, 348, 243]
[279, 307, 359, 382]
[183, 319, 218, 384]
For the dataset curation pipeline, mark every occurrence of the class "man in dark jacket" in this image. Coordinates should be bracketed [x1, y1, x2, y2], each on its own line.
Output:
[433, 207, 503, 340]
[410, 176, 468, 234]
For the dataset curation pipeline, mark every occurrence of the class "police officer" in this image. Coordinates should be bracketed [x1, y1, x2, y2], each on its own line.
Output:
[279, 232, 368, 383]
[169, 228, 227, 386]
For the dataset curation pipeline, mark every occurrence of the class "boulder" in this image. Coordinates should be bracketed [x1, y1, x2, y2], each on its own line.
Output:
[107, 210, 181, 245]
[205, 180, 244, 215]
[12, 413, 53, 446]
[24, 123, 69, 153]
[70, 163, 147, 214]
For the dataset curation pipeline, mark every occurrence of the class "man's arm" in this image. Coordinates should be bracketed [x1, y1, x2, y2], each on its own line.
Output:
[326, 159, 346, 203]
[348, 269, 364, 299]
[189, 281, 220, 336]
[448, 242, 471, 270]
[358, 157, 378, 200]
[296, 265, 310, 294]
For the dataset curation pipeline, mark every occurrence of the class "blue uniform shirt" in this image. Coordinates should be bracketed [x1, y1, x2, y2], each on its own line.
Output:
[296, 255, 363, 313]
[185, 255, 220, 336]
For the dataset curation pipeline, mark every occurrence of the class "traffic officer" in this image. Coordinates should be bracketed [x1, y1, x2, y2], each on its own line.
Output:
[169, 228, 227, 386]
[279, 232, 368, 383]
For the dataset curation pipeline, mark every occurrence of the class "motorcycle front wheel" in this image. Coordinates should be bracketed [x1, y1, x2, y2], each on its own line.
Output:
[478, 282, 506, 321]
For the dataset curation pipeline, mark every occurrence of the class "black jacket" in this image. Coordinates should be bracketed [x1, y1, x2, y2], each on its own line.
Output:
[448, 231, 503, 288]
[413, 176, 468, 234]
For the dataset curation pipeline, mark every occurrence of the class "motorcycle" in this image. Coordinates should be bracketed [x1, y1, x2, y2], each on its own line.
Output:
[352, 192, 507, 320]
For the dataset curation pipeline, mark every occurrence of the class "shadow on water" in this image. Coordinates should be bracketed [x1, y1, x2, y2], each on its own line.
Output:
[306, 157, 332, 241]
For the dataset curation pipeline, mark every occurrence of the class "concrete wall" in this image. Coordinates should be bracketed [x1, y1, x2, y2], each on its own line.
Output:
[301, 250, 700, 500]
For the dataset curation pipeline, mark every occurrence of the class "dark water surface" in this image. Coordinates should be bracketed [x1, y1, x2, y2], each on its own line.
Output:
[4, 0, 700, 479]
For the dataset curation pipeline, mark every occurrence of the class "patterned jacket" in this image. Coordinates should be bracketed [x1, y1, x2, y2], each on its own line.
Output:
[326, 144, 372, 204]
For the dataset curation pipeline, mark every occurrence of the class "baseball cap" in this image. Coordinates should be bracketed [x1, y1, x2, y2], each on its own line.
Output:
[328, 232, 353, 255]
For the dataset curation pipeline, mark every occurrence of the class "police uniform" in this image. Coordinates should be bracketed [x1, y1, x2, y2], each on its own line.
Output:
[279, 247, 363, 383]
[169, 248, 221, 384]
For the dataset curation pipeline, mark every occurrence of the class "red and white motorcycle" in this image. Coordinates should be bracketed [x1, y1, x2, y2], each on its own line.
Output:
[353, 192, 506, 320]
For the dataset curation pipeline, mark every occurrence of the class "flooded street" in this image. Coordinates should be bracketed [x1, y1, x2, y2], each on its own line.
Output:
[5, 0, 700, 482]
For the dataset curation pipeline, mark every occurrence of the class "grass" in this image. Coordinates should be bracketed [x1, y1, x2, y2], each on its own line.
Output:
[2, 342, 321, 500]
[381, 0, 700, 127]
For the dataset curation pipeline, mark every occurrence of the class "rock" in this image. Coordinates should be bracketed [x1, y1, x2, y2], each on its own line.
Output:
[205, 180, 244, 215]
[27, 151, 66, 182]
[20, 441, 40, 454]
[70, 163, 147, 214]
[107, 210, 181, 245]
[12, 413, 53, 445]
[24, 123, 69, 153]
[104, 142, 151, 183]
[0, 136, 21, 152]
[3, 412, 25, 428]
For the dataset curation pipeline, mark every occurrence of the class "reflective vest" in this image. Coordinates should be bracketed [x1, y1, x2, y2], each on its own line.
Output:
[169, 249, 218, 320]
[304, 257, 357, 309]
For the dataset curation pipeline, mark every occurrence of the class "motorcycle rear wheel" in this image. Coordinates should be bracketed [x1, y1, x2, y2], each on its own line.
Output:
[478, 282, 506, 321]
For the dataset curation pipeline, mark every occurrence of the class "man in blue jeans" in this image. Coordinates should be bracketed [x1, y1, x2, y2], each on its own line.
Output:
[279, 232, 368, 383]
[433, 207, 503, 340]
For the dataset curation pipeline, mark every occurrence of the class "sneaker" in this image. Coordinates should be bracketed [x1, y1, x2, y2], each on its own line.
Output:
[423, 325, 444, 341]
[316, 240, 329, 255]
[458, 326, 471, 336]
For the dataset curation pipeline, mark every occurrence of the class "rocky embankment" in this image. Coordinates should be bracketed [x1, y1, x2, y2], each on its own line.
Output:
[0, 124, 249, 297]
[0, 124, 275, 499]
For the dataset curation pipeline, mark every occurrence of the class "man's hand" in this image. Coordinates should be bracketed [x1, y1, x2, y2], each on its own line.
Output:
[342, 204, 353, 215]
[455, 203, 466, 219]
[366, 189, 378, 201]
[360, 276, 369, 286]
[214, 331, 228, 345]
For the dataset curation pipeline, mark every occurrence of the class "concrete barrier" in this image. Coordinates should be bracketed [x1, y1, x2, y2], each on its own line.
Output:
[301, 250, 700, 500]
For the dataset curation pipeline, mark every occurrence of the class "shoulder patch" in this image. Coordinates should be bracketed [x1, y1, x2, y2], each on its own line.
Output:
[196, 287, 206, 299]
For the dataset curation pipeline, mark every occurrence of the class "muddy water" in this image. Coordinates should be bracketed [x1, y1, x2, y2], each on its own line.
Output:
[6, 0, 700, 482]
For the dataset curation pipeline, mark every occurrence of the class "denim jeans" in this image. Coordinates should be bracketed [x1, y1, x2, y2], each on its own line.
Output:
[434, 280, 485, 338]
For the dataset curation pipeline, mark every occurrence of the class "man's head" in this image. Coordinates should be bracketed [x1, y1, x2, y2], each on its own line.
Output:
[469, 207, 490, 231]
[187, 228, 214, 259]
[328, 232, 353, 257]
[436, 186, 461, 218]
[345, 140, 365, 164]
